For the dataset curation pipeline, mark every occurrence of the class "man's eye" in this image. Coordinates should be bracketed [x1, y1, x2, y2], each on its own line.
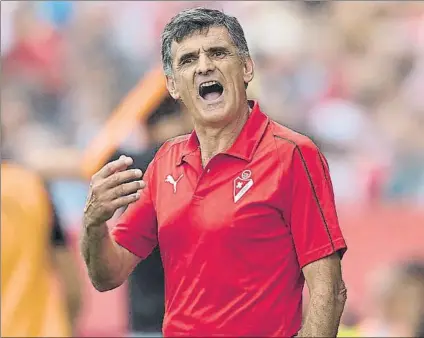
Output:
[213, 51, 225, 57]
[182, 58, 194, 65]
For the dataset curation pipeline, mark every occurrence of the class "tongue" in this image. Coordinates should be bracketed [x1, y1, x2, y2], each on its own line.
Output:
[204, 92, 221, 101]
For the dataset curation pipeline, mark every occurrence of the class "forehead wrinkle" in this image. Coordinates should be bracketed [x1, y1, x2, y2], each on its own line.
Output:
[172, 27, 234, 57]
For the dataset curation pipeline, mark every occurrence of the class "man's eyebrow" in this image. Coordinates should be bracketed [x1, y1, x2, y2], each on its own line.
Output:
[207, 46, 230, 53]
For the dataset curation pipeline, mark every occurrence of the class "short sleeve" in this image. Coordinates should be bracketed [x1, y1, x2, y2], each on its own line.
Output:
[285, 142, 347, 268]
[111, 162, 158, 260]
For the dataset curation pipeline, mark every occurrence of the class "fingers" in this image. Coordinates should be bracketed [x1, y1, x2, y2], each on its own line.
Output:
[106, 180, 145, 200]
[84, 155, 146, 225]
[111, 193, 141, 210]
[95, 155, 134, 179]
[103, 168, 143, 189]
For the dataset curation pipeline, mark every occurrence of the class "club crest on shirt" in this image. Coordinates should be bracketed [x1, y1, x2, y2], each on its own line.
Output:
[233, 170, 254, 203]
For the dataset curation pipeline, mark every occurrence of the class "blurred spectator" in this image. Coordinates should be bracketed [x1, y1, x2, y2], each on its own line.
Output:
[1, 159, 82, 336]
[36, 1, 75, 29]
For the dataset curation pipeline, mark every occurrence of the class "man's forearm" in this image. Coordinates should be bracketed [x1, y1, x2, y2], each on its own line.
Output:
[299, 287, 347, 337]
[81, 223, 122, 291]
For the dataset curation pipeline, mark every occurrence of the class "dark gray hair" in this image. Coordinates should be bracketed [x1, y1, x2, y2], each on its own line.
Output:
[161, 7, 250, 76]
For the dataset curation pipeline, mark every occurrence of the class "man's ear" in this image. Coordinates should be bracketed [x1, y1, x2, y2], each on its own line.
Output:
[166, 76, 180, 100]
[243, 57, 254, 84]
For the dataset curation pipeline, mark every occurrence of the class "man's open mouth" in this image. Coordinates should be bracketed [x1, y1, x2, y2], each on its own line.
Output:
[199, 81, 224, 101]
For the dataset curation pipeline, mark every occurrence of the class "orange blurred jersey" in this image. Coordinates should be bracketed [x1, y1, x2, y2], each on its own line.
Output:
[1, 163, 71, 337]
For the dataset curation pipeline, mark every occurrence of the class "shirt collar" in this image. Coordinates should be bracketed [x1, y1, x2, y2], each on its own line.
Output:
[177, 100, 269, 166]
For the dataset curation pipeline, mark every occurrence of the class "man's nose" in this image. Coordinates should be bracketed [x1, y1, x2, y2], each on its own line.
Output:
[196, 54, 215, 75]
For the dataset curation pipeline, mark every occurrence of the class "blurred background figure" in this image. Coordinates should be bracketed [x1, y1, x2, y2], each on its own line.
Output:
[1, 0, 423, 336]
[1, 159, 81, 337]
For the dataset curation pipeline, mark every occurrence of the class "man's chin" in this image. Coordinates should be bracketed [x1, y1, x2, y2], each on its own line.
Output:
[199, 94, 225, 109]
[197, 108, 232, 126]
[190, 96, 233, 125]
[196, 96, 225, 112]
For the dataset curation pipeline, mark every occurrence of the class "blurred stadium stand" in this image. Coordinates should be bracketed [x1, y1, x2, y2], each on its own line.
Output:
[2, 1, 424, 337]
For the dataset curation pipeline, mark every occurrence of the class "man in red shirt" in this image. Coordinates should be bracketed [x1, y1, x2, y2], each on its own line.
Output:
[81, 7, 347, 337]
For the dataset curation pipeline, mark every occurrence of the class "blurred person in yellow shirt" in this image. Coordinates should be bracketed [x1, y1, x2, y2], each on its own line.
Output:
[1, 160, 82, 337]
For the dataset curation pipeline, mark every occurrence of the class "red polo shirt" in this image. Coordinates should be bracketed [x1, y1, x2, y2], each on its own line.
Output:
[112, 101, 347, 337]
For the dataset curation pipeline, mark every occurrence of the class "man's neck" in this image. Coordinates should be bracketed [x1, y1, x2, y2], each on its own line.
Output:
[194, 102, 251, 168]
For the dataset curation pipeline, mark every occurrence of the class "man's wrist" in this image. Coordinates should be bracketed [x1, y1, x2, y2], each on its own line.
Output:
[84, 220, 109, 238]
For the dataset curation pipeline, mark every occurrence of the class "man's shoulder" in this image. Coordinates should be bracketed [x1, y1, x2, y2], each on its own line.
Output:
[152, 134, 191, 164]
[268, 119, 320, 155]
[163, 134, 191, 147]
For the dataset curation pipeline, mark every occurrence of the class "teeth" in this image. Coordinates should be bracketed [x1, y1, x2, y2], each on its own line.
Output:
[200, 81, 219, 87]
